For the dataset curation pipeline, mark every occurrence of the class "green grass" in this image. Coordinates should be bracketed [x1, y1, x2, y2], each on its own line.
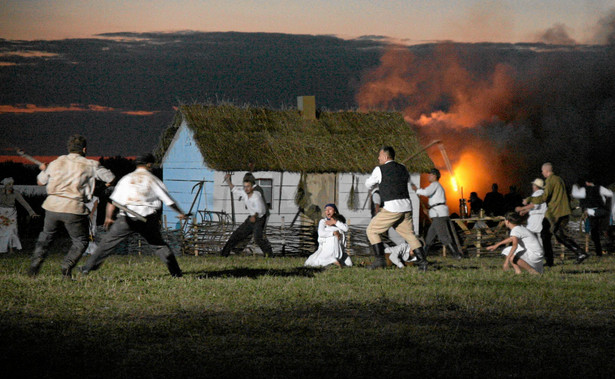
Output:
[1, 249, 614, 378]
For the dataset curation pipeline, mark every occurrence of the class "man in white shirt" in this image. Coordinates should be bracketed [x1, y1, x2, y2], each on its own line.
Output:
[79, 154, 187, 277]
[365, 146, 427, 270]
[571, 177, 613, 257]
[28, 134, 115, 278]
[411, 168, 462, 259]
[220, 173, 273, 257]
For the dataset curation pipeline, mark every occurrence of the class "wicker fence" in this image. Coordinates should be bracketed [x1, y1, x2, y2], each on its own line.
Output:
[94, 214, 604, 261]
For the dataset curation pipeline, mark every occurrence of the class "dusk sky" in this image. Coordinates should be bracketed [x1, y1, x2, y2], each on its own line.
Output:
[2, 1, 615, 193]
[2, 0, 614, 43]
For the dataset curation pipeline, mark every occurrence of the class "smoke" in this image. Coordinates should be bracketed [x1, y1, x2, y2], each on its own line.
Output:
[534, 23, 577, 45]
[356, 39, 615, 204]
[593, 9, 615, 45]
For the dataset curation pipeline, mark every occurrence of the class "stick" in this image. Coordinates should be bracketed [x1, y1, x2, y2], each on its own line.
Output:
[16, 149, 44, 166]
[111, 201, 147, 222]
[401, 140, 442, 165]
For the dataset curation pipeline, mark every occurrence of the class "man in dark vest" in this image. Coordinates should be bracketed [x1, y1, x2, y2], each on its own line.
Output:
[572, 177, 613, 258]
[365, 146, 428, 270]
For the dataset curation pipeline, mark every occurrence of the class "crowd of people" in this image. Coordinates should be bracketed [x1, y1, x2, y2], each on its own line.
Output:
[3, 136, 614, 277]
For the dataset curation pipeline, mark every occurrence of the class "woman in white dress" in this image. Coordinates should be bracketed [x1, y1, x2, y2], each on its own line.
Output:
[0, 177, 39, 253]
[305, 203, 352, 268]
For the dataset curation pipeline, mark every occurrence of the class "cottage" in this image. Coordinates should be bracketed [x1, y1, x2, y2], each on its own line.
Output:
[156, 98, 433, 233]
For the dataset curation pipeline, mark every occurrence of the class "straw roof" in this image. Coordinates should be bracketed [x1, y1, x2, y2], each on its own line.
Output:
[157, 104, 433, 174]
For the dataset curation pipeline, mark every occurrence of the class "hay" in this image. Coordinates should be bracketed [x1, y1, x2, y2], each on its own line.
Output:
[155, 102, 434, 174]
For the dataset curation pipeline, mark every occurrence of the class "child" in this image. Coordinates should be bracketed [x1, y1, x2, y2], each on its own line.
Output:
[487, 212, 544, 275]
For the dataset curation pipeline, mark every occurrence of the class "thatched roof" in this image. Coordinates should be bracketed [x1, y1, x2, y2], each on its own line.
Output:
[156, 104, 433, 174]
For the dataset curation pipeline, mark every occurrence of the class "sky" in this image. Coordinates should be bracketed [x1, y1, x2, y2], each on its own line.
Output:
[1, 0, 614, 43]
[1, 0, 615, 195]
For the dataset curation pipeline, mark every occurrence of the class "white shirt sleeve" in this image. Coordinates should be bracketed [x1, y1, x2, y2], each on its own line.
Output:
[600, 186, 613, 198]
[365, 167, 382, 190]
[149, 175, 176, 206]
[416, 182, 437, 198]
[571, 184, 586, 199]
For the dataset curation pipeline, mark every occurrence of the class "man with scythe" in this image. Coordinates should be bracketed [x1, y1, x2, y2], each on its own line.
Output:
[79, 153, 187, 277]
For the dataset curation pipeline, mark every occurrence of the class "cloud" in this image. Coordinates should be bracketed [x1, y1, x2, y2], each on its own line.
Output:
[121, 110, 160, 116]
[0, 104, 159, 115]
[0, 50, 59, 58]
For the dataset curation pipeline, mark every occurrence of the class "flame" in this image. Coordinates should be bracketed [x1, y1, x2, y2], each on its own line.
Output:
[450, 176, 459, 192]
[426, 150, 506, 215]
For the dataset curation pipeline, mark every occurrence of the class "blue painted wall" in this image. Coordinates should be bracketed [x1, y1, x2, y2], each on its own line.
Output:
[161, 121, 215, 229]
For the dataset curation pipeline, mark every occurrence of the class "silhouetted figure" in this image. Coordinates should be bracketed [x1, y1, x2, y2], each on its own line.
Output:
[483, 183, 505, 216]
[504, 185, 523, 213]
[469, 192, 483, 216]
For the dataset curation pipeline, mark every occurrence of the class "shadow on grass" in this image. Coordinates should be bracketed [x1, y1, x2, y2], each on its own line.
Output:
[2, 302, 614, 378]
[192, 266, 325, 279]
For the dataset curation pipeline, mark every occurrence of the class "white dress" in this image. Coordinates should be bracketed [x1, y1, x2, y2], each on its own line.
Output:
[305, 218, 352, 267]
[0, 189, 35, 253]
[501, 225, 544, 273]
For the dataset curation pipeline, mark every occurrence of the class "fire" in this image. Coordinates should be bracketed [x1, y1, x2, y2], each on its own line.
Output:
[450, 176, 459, 192]
[356, 43, 518, 215]
[433, 150, 504, 215]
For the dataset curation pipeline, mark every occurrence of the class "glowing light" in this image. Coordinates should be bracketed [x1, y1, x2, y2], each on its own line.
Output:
[451, 176, 459, 192]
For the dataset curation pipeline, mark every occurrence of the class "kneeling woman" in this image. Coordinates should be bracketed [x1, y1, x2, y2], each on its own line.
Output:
[305, 204, 352, 268]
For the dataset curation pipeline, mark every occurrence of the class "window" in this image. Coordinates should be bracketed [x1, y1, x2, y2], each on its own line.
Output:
[256, 178, 273, 209]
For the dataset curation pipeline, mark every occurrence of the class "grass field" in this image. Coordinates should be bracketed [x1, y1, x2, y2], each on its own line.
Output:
[1, 241, 614, 378]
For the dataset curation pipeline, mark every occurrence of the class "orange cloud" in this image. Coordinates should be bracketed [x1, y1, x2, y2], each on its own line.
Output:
[0, 51, 59, 58]
[0, 62, 17, 66]
[121, 110, 160, 116]
[0, 104, 159, 115]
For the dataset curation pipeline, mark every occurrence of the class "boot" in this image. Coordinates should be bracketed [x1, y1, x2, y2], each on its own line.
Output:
[28, 257, 43, 277]
[412, 246, 429, 272]
[446, 243, 463, 260]
[368, 242, 387, 269]
[166, 254, 183, 278]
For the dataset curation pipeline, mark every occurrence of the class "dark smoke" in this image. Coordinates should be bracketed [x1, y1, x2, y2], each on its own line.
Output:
[535, 24, 576, 45]
[356, 42, 615, 193]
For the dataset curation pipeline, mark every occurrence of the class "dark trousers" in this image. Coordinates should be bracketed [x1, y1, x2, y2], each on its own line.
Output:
[588, 216, 604, 256]
[31, 210, 90, 272]
[544, 215, 581, 259]
[82, 215, 181, 277]
[221, 215, 272, 256]
[540, 218, 554, 266]
[424, 216, 454, 249]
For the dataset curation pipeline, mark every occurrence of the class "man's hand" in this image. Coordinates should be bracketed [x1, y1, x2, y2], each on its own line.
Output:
[411, 184, 418, 191]
[502, 261, 510, 271]
[333, 231, 341, 239]
[249, 215, 256, 223]
[486, 244, 497, 252]
[38, 163, 47, 171]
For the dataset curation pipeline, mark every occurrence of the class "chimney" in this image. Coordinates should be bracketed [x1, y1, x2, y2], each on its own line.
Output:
[297, 96, 316, 120]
